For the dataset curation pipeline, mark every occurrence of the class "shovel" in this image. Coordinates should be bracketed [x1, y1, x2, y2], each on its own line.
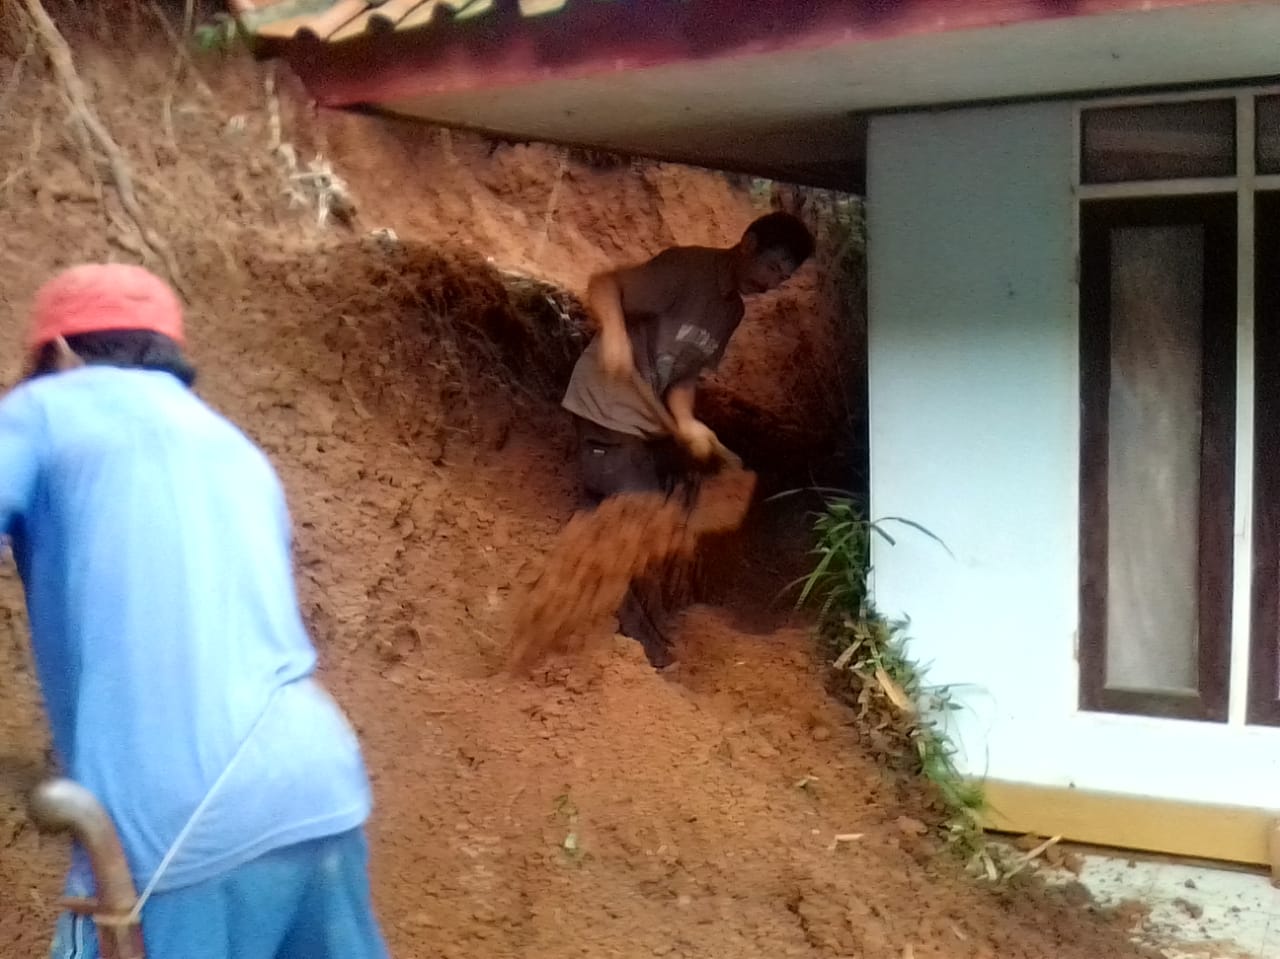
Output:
[29, 778, 146, 959]
[625, 369, 755, 533]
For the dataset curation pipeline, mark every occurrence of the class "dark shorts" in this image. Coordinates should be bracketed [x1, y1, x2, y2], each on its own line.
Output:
[573, 416, 692, 503]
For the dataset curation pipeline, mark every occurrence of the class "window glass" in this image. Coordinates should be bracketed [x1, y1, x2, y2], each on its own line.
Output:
[1081, 100, 1236, 183]
[1257, 96, 1280, 175]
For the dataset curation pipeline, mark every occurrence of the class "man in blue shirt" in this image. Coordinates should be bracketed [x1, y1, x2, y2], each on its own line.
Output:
[1, 263, 389, 958]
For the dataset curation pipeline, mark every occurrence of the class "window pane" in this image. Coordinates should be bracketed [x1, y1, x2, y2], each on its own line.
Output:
[1258, 96, 1280, 175]
[1105, 225, 1204, 693]
[1082, 100, 1236, 183]
[1250, 191, 1280, 723]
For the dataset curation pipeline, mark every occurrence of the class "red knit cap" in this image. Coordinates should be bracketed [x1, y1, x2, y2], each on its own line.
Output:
[27, 263, 185, 351]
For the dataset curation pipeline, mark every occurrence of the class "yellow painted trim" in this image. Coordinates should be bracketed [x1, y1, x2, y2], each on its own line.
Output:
[980, 780, 1279, 867]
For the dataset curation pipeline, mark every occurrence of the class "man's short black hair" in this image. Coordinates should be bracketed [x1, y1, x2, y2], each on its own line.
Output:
[28, 329, 196, 386]
[744, 212, 815, 265]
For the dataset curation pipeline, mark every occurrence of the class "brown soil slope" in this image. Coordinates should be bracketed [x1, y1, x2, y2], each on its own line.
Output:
[0, 6, 1143, 959]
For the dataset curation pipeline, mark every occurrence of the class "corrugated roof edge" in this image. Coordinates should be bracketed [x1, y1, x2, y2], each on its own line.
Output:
[233, 0, 334, 34]
[232, 0, 570, 44]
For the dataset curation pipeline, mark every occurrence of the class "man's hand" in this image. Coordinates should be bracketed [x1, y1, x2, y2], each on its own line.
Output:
[675, 418, 722, 463]
[665, 381, 738, 466]
[599, 328, 635, 379]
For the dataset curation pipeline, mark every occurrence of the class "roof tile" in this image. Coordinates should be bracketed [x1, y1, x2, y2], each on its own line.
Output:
[328, 0, 434, 42]
[253, 0, 365, 40]
[240, 0, 565, 43]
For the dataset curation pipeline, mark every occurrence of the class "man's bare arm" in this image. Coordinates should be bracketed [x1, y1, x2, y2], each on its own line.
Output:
[665, 380, 722, 462]
[586, 271, 634, 377]
[665, 380, 698, 433]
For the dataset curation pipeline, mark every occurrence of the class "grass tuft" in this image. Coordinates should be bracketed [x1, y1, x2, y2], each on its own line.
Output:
[794, 494, 988, 863]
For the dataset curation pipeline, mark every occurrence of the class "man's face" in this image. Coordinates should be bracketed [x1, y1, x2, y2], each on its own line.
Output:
[739, 246, 798, 295]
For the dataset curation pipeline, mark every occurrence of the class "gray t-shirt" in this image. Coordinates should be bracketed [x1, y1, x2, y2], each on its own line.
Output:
[562, 246, 745, 438]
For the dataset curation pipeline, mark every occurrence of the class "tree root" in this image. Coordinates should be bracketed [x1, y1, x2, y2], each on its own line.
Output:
[22, 0, 188, 297]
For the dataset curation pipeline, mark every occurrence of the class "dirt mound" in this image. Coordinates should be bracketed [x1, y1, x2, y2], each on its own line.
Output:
[508, 470, 757, 672]
[0, 6, 1144, 959]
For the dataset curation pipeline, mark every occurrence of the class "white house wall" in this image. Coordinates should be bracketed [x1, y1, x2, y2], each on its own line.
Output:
[866, 102, 1280, 810]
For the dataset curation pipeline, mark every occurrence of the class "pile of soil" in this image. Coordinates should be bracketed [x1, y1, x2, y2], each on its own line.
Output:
[0, 5, 1144, 959]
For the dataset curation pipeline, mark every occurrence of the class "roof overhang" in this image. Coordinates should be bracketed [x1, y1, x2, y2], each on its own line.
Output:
[241, 0, 1280, 191]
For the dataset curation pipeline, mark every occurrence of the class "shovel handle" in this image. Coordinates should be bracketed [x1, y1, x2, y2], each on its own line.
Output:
[30, 778, 146, 958]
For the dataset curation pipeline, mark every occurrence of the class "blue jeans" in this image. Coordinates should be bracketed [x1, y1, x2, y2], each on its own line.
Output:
[50, 828, 389, 959]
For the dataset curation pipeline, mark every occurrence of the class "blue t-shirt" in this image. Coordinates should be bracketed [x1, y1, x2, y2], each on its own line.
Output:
[0, 366, 371, 894]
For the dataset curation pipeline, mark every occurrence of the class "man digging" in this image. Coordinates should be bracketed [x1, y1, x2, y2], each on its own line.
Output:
[562, 212, 815, 668]
[0, 264, 389, 958]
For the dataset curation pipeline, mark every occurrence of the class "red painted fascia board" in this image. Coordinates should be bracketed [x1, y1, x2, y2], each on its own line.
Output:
[275, 0, 1242, 109]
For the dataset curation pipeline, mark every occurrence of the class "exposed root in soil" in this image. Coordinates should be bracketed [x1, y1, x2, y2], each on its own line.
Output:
[22, 0, 186, 293]
[507, 469, 757, 673]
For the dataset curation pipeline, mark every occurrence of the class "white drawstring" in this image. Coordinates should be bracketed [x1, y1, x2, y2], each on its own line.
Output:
[125, 688, 281, 923]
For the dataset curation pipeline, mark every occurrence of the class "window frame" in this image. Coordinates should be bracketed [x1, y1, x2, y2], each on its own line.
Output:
[1072, 86, 1280, 725]
[1077, 194, 1238, 723]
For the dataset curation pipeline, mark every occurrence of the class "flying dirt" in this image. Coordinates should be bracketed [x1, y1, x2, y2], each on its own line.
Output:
[507, 468, 757, 673]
